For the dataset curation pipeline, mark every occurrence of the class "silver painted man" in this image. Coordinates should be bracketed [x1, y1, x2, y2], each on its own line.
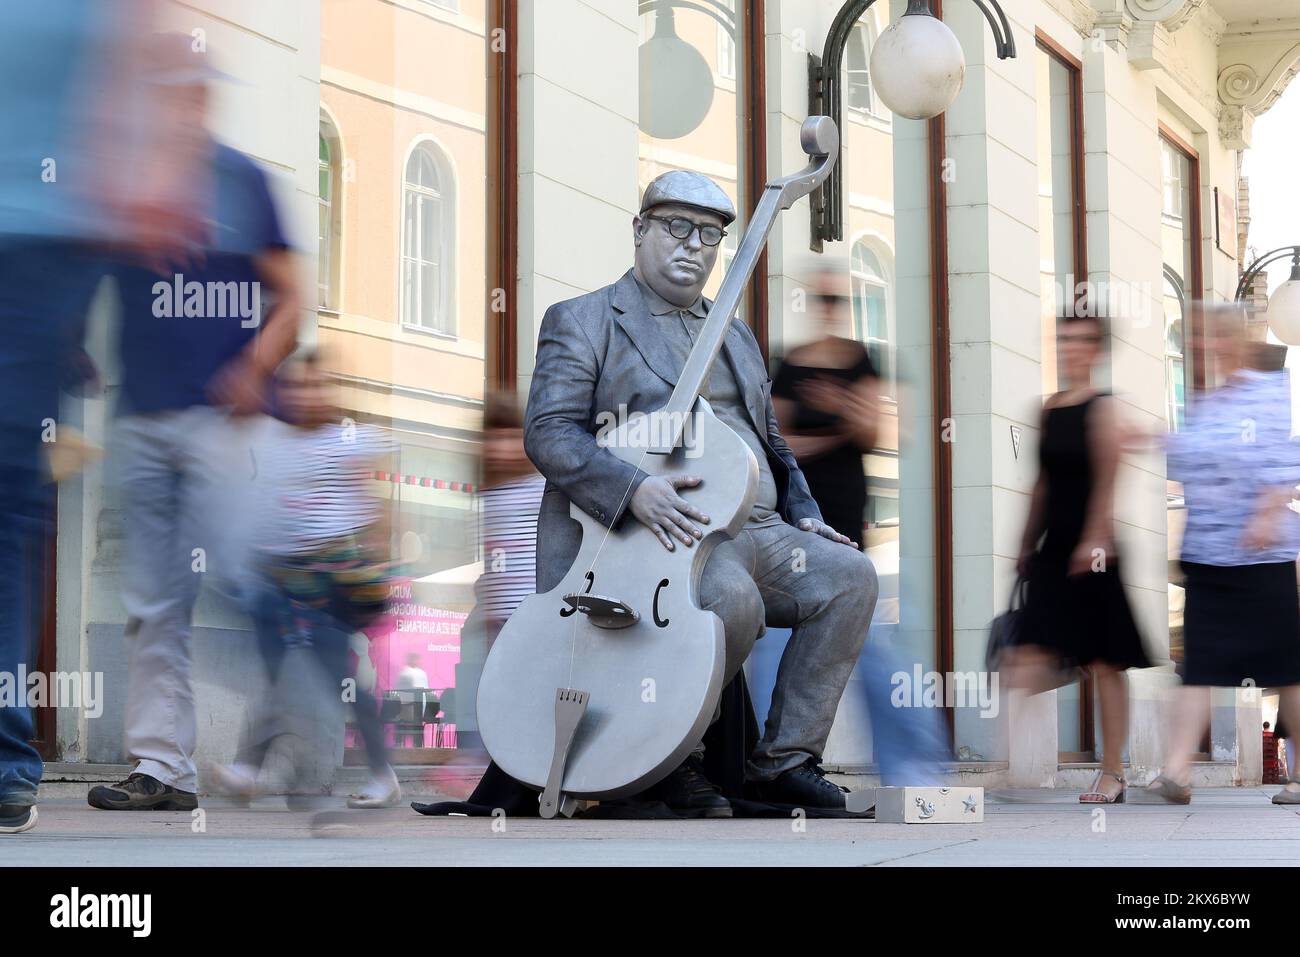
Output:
[524, 170, 878, 815]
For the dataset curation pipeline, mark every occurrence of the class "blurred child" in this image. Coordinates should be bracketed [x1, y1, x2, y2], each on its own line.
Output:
[209, 351, 398, 807]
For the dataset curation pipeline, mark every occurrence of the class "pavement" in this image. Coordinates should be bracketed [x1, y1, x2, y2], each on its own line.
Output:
[7, 784, 1300, 866]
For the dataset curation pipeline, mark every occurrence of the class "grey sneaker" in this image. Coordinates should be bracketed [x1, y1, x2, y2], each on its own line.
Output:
[88, 773, 198, 811]
[1273, 780, 1300, 805]
[0, 804, 37, 833]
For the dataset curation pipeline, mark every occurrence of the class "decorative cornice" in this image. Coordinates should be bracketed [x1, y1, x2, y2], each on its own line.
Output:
[1217, 42, 1300, 113]
[1048, 0, 1099, 37]
[1124, 0, 1204, 33]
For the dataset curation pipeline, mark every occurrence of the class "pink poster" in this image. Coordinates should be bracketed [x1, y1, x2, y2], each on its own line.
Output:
[354, 579, 467, 749]
[364, 579, 467, 693]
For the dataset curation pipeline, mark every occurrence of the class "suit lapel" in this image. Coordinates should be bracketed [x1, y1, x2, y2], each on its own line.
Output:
[612, 269, 680, 388]
[722, 322, 767, 436]
[611, 269, 767, 438]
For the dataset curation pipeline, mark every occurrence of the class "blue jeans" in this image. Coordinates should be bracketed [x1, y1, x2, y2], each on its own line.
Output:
[749, 630, 950, 785]
[857, 643, 950, 786]
[0, 240, 102, 805]
[0, 513, 43, 805]
[238, 576, 389, 776]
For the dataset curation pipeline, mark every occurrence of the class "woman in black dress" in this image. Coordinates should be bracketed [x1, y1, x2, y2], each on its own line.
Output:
[771, 270, 881, 544]
[1007, 313, 1150, 804]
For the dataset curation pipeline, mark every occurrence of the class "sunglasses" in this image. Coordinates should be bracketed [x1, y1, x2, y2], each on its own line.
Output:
[643, 214, 727, 248]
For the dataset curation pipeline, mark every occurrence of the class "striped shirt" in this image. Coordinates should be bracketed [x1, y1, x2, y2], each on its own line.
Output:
[258, 422, 390, 556]
[1167, 368, 1300, 566]
[476, 474, 545, 622]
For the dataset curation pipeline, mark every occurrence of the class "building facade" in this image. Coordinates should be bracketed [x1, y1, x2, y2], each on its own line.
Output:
[44, 0, 1300, 788]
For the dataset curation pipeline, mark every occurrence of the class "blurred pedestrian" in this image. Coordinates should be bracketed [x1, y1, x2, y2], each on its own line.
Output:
[209, 351, 398, 808]
[1147, 304, 1300, 805]
[454, 392, 544, 755]
[772, 266, 948, 785]
[0, 0, 193, 833]
[1004, 310, 1150, 804]
[771, 266, 880, 543]
[87, 34, 300, 812]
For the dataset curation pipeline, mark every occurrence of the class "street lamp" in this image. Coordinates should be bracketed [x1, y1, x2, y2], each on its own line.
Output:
[1236, 246, 1300, 345]
[870, 0, 968, 120]
[809, 0, 1017, 244]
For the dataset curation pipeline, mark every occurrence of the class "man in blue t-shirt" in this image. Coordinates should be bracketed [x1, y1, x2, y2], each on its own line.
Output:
[86, 35, 300, 812]
[0, 4, 219, 834]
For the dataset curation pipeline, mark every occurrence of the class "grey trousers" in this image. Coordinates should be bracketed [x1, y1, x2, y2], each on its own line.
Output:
[699, 516, 878, 781]
[115, 407, 253, 792]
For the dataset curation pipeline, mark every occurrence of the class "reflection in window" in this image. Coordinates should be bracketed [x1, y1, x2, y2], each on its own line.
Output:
[1161, 139, 1185, 220]
[850, 239, 892, 389]
[638, 1, 745, 303]
[401, 142, 453, 334]
[846, 19, 879, 116]
[1164, 270, 1186, 431]
[716, 0, 736, 80]
[315, 130, 332, 308]
[1161, 133, 1198, 710]
[1035, 44, 1078, 397]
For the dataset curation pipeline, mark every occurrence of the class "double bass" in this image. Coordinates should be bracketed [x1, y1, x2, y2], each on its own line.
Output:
[476, 117, 839, 817]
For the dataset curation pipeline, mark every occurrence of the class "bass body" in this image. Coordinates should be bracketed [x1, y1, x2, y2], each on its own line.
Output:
[477, 399, 758, 798]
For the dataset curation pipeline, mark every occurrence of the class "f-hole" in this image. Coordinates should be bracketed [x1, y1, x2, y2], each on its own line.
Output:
[652, 578, 670, 628]
[560, 571, 595, 617]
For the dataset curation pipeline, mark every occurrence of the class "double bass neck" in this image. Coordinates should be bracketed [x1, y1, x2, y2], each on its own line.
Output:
[648, 115, 840, 455]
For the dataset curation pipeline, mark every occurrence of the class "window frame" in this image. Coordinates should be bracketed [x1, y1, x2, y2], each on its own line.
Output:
[849, 236, 895, 397]
[318, 115, 343, 312]
[399, 138, 457, 338]
[1159, 124, 1204, 390]
[844, 16, 885, 121]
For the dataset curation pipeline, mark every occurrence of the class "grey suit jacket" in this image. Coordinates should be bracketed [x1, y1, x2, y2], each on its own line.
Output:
[524, 268, 824, 592]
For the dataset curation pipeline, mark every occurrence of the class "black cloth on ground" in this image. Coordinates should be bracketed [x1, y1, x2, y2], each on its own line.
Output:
[411, 672, 874, 820]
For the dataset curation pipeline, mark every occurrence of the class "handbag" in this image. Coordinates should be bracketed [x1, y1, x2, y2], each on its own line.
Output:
[986, 575, 1029, 672]
[986, 568, 1088, 690]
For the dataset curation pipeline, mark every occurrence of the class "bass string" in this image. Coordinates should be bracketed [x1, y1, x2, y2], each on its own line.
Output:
[568, 443, 656, 689]
[568, 312, 703, 686]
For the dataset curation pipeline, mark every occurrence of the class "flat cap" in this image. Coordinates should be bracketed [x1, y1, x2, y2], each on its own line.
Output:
[639, 170, 736, 225]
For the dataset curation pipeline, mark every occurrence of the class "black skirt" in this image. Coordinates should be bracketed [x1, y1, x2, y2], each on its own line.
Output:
[1181, 560, 1300, 688]
[1017, 553, 1152, 671]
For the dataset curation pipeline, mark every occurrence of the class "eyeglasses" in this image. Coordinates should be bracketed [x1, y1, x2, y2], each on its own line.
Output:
[644, 214, 727, 247]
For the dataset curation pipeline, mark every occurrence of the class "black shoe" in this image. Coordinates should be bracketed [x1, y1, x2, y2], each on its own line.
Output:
[0, 804, 37, 833]
[752, 758, 848, 810]
[655, 755, 732, 818]
[87, 773, 198, 811]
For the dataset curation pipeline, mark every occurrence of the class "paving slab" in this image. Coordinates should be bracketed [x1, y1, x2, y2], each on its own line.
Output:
[3, 787, 1299, 866]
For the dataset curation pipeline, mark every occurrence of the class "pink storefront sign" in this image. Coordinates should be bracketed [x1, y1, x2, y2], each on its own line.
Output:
[356, 579, 468, 749]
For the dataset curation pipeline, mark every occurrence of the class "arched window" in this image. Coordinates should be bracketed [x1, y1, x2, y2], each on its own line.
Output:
[401, 142, 454, 334]
[318, 116, 342, 309]
[846, 18, 880, 116]
[851, 240, 892, 389]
